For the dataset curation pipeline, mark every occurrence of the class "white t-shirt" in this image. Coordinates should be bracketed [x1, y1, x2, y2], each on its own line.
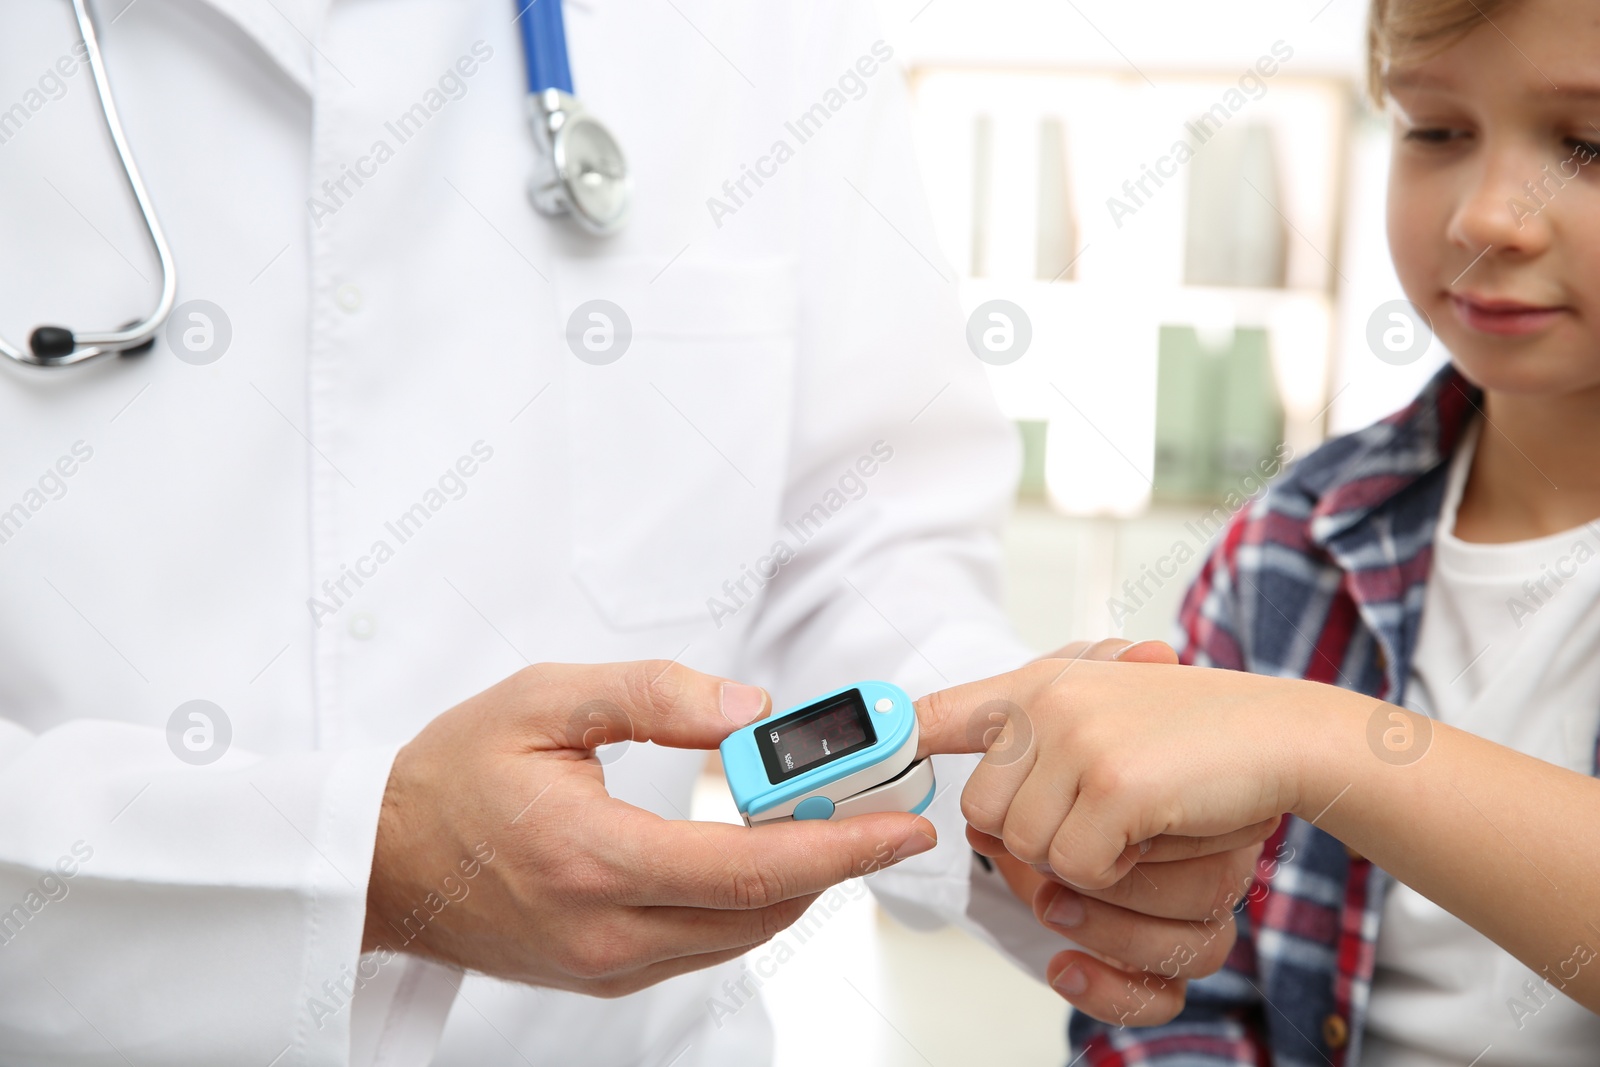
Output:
[1363, 421, 1600, 1066]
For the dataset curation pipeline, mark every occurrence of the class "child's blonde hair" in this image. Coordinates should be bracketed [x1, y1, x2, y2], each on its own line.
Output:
[1368, 0, 1510, 100]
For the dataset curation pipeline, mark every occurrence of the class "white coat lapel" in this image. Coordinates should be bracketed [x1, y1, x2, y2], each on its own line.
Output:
[153, 0, 327, 93]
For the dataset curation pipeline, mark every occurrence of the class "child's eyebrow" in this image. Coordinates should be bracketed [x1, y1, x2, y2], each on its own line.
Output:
[1389, 69, 1600, 102]
[1386, 70, 1453, 92]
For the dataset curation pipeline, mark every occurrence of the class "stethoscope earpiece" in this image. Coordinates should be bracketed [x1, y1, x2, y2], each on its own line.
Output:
[1, 0, 175, 369]
[29, 327, 76, 360]
[28, 320, 154, 363]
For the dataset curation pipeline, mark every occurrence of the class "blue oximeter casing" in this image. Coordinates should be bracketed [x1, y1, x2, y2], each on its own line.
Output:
[719, 681, 935, 825]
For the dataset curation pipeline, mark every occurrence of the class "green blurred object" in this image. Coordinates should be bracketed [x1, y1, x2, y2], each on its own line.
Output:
[1218, 328, 1284, 488]
[1016, 420, 1048, 498]
[1153, 326, 1215, 499]
[1153, 325, 1284, 502]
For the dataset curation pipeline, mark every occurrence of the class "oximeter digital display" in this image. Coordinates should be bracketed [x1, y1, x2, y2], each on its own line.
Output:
[721, 681, 935, 826]
[758, 689, 875, 782]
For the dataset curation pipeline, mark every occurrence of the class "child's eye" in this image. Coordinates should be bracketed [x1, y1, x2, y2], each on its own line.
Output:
[1403, 127, 1468, 146]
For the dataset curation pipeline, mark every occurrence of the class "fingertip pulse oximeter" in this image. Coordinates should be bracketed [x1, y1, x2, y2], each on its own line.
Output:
[719, 681, 935, 826]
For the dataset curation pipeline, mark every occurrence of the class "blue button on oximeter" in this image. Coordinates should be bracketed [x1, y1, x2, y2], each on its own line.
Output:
[720, 681, 936, 826]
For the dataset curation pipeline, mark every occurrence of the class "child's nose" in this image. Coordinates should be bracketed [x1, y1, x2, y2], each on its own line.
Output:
[1446, 141, 1557, 258]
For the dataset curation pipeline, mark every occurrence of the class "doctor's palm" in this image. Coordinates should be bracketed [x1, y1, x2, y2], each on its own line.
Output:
[362, 661, 938, 996]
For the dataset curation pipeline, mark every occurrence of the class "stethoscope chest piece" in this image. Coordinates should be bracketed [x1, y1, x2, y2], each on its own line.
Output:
[526, 88, 630, 236]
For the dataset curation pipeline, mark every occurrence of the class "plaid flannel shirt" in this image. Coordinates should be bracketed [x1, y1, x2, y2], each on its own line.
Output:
[1070, 363, 1600, 1066]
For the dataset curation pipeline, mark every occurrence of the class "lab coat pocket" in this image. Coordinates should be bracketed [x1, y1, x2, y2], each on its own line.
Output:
[558, 257, 799, 630]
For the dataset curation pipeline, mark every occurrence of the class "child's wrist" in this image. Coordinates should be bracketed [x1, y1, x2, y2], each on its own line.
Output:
[1280, 679, 1371, 826]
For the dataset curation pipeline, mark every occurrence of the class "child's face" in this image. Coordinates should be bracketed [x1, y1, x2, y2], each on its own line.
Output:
[1386, 0, 1600, 398]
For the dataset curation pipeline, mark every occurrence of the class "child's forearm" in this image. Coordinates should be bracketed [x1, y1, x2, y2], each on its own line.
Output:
[1291, 683, 1600, 1010]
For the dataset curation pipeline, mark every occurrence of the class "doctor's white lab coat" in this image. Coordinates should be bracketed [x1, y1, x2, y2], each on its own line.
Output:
[0, 0, 1059, 1064]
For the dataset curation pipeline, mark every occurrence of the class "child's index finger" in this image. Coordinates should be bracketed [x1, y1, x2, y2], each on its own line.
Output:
[911, 664, 1052, 761]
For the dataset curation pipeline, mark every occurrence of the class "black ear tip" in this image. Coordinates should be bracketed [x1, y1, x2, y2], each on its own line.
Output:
[118, 319, 155, 357]
[29, 326, 75, 358]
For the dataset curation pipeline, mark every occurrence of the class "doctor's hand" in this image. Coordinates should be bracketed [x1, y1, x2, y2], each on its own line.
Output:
[916, 642, 1279, 1026]
[362, 661, 938, 997]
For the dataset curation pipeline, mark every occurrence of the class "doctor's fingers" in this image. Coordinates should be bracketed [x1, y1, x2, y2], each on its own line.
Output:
[611, 812, 937, 910]
[536, 896, 821, 988]
[621, 894, 824, 966]
[512, 660, 771, 753]
[581, 945, 766, 1000]
[1044, 950, 1189, 1027]
[1032, 880, 1236, 980]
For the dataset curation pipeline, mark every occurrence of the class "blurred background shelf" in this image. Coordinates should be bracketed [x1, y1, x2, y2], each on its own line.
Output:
[1004, 500, 1214, 649]
[913, 64, 1351, 523]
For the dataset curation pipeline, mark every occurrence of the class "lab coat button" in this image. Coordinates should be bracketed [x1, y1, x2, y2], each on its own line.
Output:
[336, 284, 363, 312]
[348, 612, 377, 640]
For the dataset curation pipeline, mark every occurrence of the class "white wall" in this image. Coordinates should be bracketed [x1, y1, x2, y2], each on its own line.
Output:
[873, 0, 1369, 78]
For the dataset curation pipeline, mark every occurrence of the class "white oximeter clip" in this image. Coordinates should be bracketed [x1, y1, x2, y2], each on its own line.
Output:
[719, 681, 935, 825]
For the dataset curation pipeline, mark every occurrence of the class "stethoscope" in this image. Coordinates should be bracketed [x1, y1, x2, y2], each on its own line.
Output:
[2, 0, 630, 370]
[518, 0, 631, 237]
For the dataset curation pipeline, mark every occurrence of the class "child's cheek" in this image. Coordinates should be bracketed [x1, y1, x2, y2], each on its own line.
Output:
[1386, 167, 1442, 307]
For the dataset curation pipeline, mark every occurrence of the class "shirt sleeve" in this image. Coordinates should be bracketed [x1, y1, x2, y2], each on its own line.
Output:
[0, 717, 453, 1067]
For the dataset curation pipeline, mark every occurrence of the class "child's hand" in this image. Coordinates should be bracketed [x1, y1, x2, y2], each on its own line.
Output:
[920, 657, 1311, 1022]
[919, 657, 1312, 890]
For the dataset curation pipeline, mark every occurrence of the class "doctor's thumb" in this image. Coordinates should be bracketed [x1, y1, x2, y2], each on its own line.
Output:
[535, 660, 771, 753]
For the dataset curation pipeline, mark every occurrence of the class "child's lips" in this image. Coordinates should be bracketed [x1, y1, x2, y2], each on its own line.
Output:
[1449, 293, 1569, 337]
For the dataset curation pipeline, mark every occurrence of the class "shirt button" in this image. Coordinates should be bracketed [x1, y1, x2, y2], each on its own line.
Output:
[349, 612, 377, 640]
[1322, 1013, 1350, 1050]
[336, 284, 363, 312]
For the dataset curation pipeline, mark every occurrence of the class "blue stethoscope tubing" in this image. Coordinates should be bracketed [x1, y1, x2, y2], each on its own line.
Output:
[516, 0, 575, 94]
